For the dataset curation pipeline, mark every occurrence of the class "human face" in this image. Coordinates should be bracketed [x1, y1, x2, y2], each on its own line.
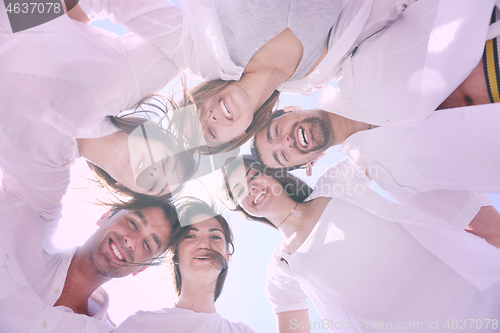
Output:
[254, 110, 332, 168]
[112, 130, 184, 196]
[199, 82, 261, 144]
[177, 215, 228, 279]
[88, 207, 172, 278]
[228, 164, 288, 219]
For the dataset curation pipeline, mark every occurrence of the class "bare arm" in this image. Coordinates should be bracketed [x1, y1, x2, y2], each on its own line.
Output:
[62, 0, 91, 24]
[277, 309, 310, 333]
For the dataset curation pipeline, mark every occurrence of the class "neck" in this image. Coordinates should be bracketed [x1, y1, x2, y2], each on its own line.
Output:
[325, 111, 371, 145]
[76, 131, 126, 171]
[175, 277, 218, 313]
[268, 200, 315, 239]
[53, 247, 110, 315]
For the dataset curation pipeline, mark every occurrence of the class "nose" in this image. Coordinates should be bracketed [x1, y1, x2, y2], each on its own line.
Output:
[197, 235, 210, 249]
[278, 134, 293, 151]
[247, 181, 260, 196]
[124, 235, 138, 252]
[207, 109, 217, 123]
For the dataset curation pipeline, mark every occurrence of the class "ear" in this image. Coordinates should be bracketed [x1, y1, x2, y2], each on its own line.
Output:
[303, 152, 326, 177]
[132, 265, 148, 276]
[283, 105, 303, 112]
[96, 210, 111, 227]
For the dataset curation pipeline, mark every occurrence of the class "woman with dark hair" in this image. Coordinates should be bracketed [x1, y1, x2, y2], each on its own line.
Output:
[0, 7, 198, 220]
[73, 0, 416, 151]
[222, 155, 500, 333]
[114, 198, 256, 333]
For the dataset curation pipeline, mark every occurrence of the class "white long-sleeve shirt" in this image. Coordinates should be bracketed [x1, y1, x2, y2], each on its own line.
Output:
[0, 10, 178, 222]
[266, 161, 500, 332]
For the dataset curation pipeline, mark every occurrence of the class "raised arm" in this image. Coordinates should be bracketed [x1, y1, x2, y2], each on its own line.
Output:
[62, 1, 91, 24]
[277, 309, 310, 333]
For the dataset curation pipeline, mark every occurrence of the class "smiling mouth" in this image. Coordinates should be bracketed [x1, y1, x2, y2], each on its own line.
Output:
[195, 256, 212, 261]
[252, 188, 267, 205]
[298, 126, 309, 148]
[219, 99, 233, 120]
[110, 238, 126, 262]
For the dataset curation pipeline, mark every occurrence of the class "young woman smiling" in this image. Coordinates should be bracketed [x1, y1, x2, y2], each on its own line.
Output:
[113, 199, 256, 333]
[222, 155, 500, 333]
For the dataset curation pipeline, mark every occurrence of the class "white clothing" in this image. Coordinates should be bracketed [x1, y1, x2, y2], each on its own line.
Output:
[306, 158, 500, 291]
[266, 197, 500, 333]
[318, 0, 497, 126]
[214, 0, 342, 81]
[338, 103, 500, 229]
[79, 0, 414, 93]
[0, 186, 112, 333]
[114, 307, 255, 333]
[0, 12, 178, 222]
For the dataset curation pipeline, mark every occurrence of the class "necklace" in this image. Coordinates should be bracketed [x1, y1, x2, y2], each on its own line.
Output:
[277, 202, 301, 228]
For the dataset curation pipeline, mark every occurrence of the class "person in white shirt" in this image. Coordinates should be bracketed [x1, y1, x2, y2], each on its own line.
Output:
[251, 104, 500, 248]
[0, 8, 199, 222]
[114, 199, 256, 333]
[72, 0, 419, 151]
[0, 179, 180, 333]
[222, 155, 500, 333]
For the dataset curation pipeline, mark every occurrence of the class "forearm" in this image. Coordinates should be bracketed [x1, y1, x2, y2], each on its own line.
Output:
[277, 310, 310, 333]
[62, 1, 91, 24]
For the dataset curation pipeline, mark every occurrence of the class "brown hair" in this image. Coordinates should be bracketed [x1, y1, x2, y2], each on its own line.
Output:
[169, 198, 234, 301]
[221, 155, 312, 229]
[87, 94, 198, 209]
[180, 79, 280, 154]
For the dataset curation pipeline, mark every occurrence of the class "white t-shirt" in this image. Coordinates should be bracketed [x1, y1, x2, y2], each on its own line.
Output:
[266, 197, 500, 332]
[114, 307, 256, 333]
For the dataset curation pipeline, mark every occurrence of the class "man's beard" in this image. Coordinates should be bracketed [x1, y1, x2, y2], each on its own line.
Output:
[88, 233, 134, 278]
[291, 115, 332, 155]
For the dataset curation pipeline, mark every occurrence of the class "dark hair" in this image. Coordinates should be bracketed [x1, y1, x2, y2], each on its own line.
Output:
[168, 198, 234, 301]
[221, 155, 312, 228]
[109, 196, 180, 266]
[87, 94, 199, 209]
[180, 79, 280, 154]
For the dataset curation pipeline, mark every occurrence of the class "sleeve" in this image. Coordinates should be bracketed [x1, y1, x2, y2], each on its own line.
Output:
[78, 0, 240, 81]
[265, 258, 309, 314]
[78, 0, 184, 65]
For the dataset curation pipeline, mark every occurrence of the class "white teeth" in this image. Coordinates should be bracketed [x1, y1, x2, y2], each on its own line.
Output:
[220, 100, 232, 120]
[253, 189, 267, 205]
[111, 242, 124, 260]
[298, 127, 308, 148]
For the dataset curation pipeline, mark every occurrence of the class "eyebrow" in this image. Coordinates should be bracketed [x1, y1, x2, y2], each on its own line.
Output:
[231, 168, 252, 192]
[273, 152, 285, 167]
[135, 210, 162, 250]
[135, 210, 148, 226]
[266, 125, 272, 143]
[189, 227, 224, 234]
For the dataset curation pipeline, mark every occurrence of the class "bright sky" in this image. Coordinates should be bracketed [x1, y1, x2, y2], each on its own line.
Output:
[51, 13, 500, 333]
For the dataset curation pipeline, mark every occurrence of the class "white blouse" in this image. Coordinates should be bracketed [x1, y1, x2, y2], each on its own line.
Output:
[114, 307, 256, 333]
[266, 198, 500, 332]
[0, 12, 178, 221]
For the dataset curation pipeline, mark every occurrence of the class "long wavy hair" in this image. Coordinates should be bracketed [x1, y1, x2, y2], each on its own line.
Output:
[180, 79, 280, 154]
[87, 94, 199, 209]
[221, 155, 312, 229]
[169, 198, 234, 301]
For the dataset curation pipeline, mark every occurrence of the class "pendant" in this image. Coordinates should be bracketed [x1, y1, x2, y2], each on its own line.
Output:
[290, 208, 302, 218]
